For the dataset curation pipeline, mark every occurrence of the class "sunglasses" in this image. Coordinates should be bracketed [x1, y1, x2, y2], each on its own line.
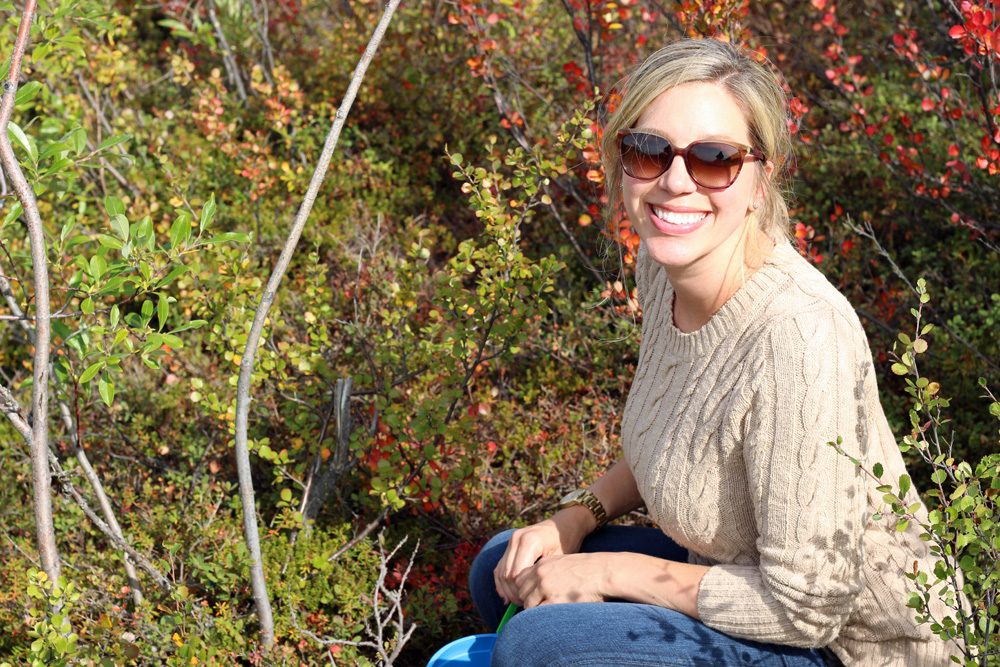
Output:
[618, 130, 765, 190]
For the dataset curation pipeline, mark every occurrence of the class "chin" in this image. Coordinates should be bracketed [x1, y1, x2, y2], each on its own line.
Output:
[643, 238, 699, 270]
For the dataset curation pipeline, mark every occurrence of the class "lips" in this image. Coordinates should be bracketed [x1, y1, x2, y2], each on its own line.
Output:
[648, 204, 709, 235]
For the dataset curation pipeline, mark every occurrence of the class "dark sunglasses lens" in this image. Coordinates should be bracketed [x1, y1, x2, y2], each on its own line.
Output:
[621, 133, 672, 179]
[688, 142, 744, 188]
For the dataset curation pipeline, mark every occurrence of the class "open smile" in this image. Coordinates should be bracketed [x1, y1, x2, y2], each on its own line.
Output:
[648, 204, 709, 235]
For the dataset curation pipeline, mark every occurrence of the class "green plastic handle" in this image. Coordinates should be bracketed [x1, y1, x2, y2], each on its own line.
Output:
[496, 602, 519, 633]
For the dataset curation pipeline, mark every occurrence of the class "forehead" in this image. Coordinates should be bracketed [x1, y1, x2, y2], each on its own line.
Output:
[634, 81, 749, 144]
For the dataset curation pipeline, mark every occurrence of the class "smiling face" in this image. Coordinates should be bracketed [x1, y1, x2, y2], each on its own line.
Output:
[622, 81, 770, 279]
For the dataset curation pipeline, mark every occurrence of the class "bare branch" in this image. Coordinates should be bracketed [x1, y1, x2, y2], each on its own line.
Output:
[290, 533, 418, 666]
[0, 0, 61, 584]
[232, 0, 403, 647]
[206, 0, 249, 103]
[47, 451, 173, 591]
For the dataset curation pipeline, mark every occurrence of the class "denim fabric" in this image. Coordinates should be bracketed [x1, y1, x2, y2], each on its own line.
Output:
[469, 526, 830, 667]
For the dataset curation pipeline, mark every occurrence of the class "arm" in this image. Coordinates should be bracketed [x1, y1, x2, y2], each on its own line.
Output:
[494, 459, 643, 604]
[499, 460, 709, 618]
[696, 311, 869, 648]
[516, 550, 709, 618]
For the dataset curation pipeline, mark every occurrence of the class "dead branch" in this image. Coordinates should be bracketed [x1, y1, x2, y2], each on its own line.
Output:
[290, 533, 418, 666]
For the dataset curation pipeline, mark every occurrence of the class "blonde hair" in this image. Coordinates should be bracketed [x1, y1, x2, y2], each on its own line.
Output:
[600, 39, 793, 245]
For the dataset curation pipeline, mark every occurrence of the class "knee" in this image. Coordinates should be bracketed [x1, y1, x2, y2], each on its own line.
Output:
[490, 609, 572, 667]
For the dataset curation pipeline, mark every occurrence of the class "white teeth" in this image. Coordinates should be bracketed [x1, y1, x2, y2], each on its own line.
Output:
[652, 207, 707, 225]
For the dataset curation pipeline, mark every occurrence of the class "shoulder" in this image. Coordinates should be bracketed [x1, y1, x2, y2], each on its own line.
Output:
[756, 243, 867, 349]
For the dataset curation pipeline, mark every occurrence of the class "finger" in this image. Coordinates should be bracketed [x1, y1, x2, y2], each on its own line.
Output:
[495, 548, 525, 605]
[505, 532, 543, 580]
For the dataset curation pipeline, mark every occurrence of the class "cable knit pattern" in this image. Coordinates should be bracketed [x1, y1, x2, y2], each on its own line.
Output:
[622, 241, 958, 667]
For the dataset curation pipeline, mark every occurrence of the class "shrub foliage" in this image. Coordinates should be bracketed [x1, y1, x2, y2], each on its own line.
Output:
[0, 0, 997, 664]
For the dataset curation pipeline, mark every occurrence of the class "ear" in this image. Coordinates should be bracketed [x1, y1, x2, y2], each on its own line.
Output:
[755, 159, 775, 201]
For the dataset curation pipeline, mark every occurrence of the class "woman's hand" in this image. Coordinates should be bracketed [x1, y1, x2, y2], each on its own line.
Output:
[493, 505, 595, 605]
[514, 553, 610, 608]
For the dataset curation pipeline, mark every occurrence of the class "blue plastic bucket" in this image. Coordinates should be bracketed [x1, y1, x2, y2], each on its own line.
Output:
[426, 633, 497, 667]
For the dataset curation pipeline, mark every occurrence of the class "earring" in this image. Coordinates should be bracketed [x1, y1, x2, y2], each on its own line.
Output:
[752, 199, 761, 210]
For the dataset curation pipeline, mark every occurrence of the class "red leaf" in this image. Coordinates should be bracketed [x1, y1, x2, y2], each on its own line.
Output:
[949, 24, 967, 38]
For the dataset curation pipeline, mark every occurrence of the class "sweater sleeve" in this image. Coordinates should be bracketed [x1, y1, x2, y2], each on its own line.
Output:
[696, 306, 870, 648]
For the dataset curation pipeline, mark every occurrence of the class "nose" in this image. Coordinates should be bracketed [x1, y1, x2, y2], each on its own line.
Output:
[658, 153, 697, 194]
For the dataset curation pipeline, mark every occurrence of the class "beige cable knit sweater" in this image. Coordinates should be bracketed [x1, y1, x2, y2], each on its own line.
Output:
[621, 241, 958, 666]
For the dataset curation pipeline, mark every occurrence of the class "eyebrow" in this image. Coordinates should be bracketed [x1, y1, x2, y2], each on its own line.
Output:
[629, 127, 748, 145]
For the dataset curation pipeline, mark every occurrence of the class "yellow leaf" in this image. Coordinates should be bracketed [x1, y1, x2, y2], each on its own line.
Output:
[173, 633, 183, 647]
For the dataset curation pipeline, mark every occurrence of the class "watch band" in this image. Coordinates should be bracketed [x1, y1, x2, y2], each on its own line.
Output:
[558, 488, 608, 528]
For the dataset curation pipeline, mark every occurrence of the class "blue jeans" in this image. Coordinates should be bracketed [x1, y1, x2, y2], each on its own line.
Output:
[469, 526, 831, 667]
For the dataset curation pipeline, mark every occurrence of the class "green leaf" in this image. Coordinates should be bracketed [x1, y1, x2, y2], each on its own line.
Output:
[7, 121, 36, 161]
[159, 333, 183, 348]
[98, 373, 115, 407]
[110, 214, 129, 241]
[203, 232, 250, 245]
[169, 319, 207, 333]
[38, 142, 73, 161]
[873, 463, 883, 479]
[158, 295, 169, 329]
[899, 474, 911, 497]
[158, 18, 194, 37]
[280, 488, 292, 502]
[104, 196, 125, 217]
[200, 193, 216, 231]
[96, 134, 130, 153]
[168, 216, 189, 249]
[156, 265, 190, 288]
[90, 255, 107, 281]
[3, 202, 23, 227]
[896, 517, 909, 532]
[79, 361, 104, 384]
[141, 300, 153, 321]
[890, 363, 909, 376]
[81, 297, 94, 315]
[14, 81, 42, 107]
[59, 219, 75, 242]
[98, 234, 123, 249]
[67, 127, 86, 156]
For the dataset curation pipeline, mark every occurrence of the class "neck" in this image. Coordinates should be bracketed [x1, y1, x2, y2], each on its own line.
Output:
[668, 227, 772, 333]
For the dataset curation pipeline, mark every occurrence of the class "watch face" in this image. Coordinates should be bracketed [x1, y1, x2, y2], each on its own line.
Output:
[560, 489, 584, 505]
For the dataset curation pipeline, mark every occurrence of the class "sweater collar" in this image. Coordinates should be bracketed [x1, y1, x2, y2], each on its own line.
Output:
[650, 242, 798, 359]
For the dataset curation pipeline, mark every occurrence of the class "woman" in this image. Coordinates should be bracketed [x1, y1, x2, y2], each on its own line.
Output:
[468, 39, 957, 666]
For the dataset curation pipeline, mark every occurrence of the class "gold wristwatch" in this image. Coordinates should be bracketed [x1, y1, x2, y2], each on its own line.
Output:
[558, 488, 608, 528]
